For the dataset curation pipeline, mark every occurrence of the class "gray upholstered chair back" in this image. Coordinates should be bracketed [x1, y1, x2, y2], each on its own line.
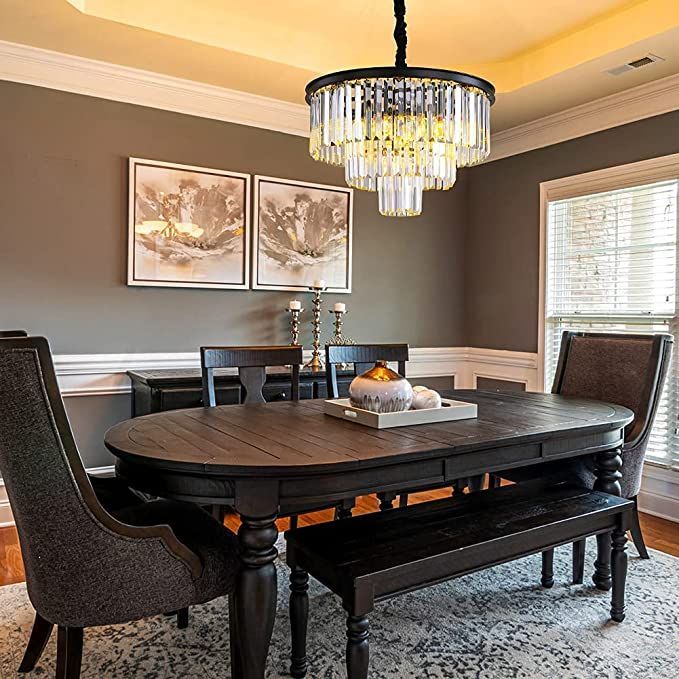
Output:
[551, 331, 673, 497]
[0, 337, 202, 628]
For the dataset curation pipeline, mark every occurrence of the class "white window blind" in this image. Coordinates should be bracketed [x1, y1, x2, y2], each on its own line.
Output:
[544, 178, 679, 469]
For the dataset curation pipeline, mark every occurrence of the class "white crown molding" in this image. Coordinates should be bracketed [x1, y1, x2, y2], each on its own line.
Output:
[0, 40, 309, 138]
[489, 72, 679, 162]
[2, 41, 678, 159]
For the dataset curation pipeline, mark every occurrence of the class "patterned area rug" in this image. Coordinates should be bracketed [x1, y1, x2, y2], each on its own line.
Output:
[1, 541, 677, 678]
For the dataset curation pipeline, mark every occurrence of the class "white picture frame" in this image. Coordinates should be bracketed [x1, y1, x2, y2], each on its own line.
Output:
[128, 157, 251, 289]
[252, 175, 353, 293]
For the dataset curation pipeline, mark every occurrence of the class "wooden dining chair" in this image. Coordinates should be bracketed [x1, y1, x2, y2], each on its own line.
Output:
[0, 336, 242, 678]
[490, 331, 673, 583]
[201, 345, 303, 406]
[201, 345, 309, 525]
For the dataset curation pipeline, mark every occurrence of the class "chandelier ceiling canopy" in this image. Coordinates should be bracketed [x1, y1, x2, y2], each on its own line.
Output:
[305, 0, 495, 217]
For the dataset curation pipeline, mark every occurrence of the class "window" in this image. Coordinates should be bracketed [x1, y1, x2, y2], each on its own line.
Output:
[541, 158, 679, 470]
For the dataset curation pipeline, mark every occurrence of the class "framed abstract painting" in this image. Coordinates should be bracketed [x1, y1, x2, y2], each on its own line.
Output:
[253, 175, 353, 293]
[128, 158, 250, 289]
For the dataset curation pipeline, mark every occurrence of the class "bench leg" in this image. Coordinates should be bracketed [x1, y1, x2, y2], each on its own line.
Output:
[593, 533, 613, 591]
[289, 567, 309, 678]
[541, 549, 554, 588]
[572, 539, 586, 585]
[346, 615, 369, 679]
[611, 527, 628, 622]
[228, 595, 242, 679]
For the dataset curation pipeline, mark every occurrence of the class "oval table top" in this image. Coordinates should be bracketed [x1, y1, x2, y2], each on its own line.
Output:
[105, 389, 633, 477]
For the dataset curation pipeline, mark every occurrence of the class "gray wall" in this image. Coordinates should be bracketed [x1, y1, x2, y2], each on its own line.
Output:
[3, 80, 677, 468]
[464, 109, 679, 352]
[1, 81, 468, 354]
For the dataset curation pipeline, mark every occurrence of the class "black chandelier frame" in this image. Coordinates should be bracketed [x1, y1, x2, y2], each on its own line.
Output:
[305, 0, 496, 105]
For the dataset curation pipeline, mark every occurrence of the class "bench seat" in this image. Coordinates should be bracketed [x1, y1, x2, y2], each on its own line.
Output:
[285, 482, 633, 679]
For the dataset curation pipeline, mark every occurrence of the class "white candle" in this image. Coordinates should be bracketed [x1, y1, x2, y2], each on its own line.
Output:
[334, 302, 346, 313]
[288, 300, 302, 310]
[312, 279, 326, 289]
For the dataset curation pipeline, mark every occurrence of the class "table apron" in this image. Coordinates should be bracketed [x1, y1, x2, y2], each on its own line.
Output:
[114, 427, 624, 514]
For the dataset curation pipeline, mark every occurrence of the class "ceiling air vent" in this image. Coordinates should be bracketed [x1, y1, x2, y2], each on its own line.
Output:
[605, 53, 665, 76]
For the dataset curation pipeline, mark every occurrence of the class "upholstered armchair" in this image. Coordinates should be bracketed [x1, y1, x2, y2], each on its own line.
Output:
[0, 337, 241, 678]
[491, 331, 672, 581]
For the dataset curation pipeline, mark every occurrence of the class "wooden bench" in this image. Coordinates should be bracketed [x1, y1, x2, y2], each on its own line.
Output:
[285, 483, 633, 679]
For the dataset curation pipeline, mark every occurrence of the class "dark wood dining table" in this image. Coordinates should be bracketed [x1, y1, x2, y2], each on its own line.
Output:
[104, 389, 633, 679]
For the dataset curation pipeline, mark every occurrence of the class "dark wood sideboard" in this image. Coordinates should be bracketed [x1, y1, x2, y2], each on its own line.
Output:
[127, 367, 353, 417]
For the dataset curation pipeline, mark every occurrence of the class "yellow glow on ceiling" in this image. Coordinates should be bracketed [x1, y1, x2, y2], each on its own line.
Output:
[63, 0, 679, 92]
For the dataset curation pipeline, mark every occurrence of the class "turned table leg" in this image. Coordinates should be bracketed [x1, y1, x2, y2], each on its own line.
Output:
[592, 447, 622, 591]
[235, 513, 278, 679]
[346, 615, 370, 679]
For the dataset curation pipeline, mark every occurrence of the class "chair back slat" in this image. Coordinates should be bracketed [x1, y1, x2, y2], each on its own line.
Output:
[200, 345, 303, 406]
[325, 344, 409, 399]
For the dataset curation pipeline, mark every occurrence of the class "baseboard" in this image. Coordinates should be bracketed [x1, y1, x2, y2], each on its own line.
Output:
[0, 481, 12, 528]
[638, 465, 679, 523]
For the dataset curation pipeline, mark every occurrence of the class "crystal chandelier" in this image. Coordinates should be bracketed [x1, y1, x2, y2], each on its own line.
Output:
[305, 0, 495, 217]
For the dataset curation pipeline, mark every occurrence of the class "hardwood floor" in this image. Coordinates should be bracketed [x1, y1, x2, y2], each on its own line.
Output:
[1, 489, 678, 587]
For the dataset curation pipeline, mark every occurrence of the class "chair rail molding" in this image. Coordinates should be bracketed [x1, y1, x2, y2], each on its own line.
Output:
[2, 40, 678, 157]
[51, 346, 539, 397]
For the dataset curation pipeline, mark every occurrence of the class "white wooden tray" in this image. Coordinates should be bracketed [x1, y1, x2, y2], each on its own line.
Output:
[324, 398, 478, 429]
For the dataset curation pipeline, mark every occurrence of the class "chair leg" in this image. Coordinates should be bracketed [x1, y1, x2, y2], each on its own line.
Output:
[377, 492, 395, 511]
[177, 608, 189, 630]
[228, 594, 242, 679]
[572, 539, 586, 585]
[55, 627, 83, 679]
[629, 497, 650, 559]
[611, 526, 628, 622]
[346, 615, 369, 679]
[289, 567, 309, 678]
[399, 493, 409, 508]
[335, 498, 355, 520]
[541, 549, 554, 588]
[467, 474, 485, 493]
[489, 474, 502, 489]
[289, 515, 299, 530]
[18, 613, 54, 673]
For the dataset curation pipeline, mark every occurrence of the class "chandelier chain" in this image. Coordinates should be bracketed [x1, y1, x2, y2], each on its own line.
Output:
[393, 0, 408, 68]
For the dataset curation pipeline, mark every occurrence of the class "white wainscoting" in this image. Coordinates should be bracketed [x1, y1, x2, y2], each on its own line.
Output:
[52, 346, 539, 397]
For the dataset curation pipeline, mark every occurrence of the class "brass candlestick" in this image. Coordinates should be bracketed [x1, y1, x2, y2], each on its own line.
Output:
[329, 309, 354, 346]
[286, 308, 303, 346]
[304, 286, 325, 371]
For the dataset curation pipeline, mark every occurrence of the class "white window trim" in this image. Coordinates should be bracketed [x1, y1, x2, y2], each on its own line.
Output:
[537, 151, 679, 390]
